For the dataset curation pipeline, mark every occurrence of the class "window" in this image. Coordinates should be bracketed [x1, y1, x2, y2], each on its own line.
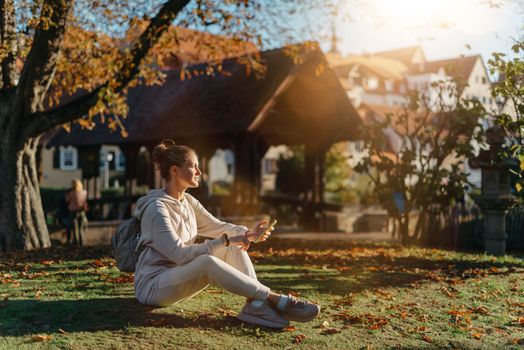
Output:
[224, 150, 235, 175]
[99, 150, 116, 170]
[366, 76, 379, 90]
[107, 151, 116, 170]
[384, 80, 394, 92]
[116, 152, 125, 171]
[481, 77, 487, 84]
[59, 146, 77, 170]
[263, 159, 278, 174]
[355, 141, 364, 153]
[52, 147, 60, 169]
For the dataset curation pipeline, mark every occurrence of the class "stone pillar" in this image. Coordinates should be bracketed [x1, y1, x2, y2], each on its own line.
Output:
[470, 126, 516, 256]
[483, 208, 508, 256]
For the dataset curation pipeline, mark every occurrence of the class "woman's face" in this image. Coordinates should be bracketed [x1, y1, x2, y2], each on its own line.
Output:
[173, 151, 201, 189]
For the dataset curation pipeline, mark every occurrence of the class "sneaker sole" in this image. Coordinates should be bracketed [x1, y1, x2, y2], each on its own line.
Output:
[284, 305, 321, 322]
[237, 312, 290, 329]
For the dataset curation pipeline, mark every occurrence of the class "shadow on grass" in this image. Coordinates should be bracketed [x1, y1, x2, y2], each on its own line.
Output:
[0, 245, 113, 266]
[2, 239, 524, 336]
[253, 240, 524, 296]
[0, 297, 252, 337]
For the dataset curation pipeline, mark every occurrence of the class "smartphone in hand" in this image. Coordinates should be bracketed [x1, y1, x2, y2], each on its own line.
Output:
[254, 219, 277, 243]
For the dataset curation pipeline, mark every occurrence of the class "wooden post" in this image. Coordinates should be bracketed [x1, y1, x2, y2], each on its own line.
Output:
[146, 144, 157, 190]
[77, 145, 101, 199]
[121, 144, 139, 196]
[233, 135, 247, 213]
[303, 144, 327, 231]
[232, 134, 261, 215]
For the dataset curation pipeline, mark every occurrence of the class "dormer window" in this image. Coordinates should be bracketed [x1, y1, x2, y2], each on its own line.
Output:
[366, 76, 379, 90]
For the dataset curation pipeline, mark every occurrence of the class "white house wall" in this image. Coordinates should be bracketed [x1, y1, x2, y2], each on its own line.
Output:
[208, 149, 235, 186]
[463, 58, 495, 111]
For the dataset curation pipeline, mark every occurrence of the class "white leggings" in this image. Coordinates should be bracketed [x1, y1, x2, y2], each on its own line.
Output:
[147, 246, 271, 307]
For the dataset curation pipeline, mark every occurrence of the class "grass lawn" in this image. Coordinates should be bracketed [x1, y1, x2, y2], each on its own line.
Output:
[1, 239, 524, 349]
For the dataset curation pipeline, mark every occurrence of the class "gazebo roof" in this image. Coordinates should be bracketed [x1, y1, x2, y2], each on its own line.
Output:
[49, 47, 361, 148]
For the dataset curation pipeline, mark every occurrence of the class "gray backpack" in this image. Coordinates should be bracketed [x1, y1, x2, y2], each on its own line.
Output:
[111, 217, 142, 272]
[111, 199, 156, 272]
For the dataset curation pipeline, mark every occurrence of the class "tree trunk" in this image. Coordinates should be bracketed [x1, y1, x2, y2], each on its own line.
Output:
[0, 131, 50, 251]
[0, 0, 192, 252]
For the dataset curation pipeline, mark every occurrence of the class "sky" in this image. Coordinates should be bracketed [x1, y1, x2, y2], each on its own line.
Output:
[327, 0, 524, 62]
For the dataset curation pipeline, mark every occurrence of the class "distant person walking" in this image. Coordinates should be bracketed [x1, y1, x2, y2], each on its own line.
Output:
[59, 188, 72, 244]
[66, 179, 88, 246]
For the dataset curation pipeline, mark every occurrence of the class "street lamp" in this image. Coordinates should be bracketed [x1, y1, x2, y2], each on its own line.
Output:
[469, 125, 517, 256]
[104, 152, 113, 189]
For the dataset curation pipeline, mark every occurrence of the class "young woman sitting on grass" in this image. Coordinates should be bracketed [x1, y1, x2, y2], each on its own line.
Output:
[133, 139, 320, 329]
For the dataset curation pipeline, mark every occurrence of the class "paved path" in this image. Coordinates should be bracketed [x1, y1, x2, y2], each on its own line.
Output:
[50, 221, 398, 246]
[273, 231, 398, 242]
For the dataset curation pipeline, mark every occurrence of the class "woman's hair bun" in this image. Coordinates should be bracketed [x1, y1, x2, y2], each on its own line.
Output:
[152, 139, 176, 164]
[161, 139, 176, 147]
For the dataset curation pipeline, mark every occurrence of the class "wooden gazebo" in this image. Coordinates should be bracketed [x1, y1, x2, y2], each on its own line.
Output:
[49, 47, 362, 229]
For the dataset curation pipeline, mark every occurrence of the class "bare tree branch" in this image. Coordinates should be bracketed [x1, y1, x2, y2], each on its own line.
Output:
[24, 0, 191, 139]
[0, 0, 17, 88]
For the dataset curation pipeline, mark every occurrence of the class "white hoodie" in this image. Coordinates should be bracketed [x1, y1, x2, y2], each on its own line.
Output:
[133, 189, 248, 303]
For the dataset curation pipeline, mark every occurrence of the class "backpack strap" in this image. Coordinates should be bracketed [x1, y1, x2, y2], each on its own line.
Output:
[134, 197, 161, 252]
[136, 197, 161, 220]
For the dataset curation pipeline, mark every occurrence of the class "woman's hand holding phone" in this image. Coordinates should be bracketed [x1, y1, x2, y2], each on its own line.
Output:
[245, 219, 277, 244]
[228, 234, 251, 251]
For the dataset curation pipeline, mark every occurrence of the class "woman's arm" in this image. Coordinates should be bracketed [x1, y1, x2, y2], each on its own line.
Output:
[185, 194, 248, 238]
[143, 202, 226, 265]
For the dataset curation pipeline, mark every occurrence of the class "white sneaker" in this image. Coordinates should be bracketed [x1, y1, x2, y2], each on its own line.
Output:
[279, 295, 321, 322]
[237, 301, 290, 329]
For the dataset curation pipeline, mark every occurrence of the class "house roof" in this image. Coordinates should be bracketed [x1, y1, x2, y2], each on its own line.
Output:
[357, 102, 464, 145]
[358, 103, 433, 136]
[48, 47, 362, 149]
[330, 55, 408, 81]
[412, 55, 480, 79]
[374, 46, 425, 66]
[358, 103, 404, 124]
